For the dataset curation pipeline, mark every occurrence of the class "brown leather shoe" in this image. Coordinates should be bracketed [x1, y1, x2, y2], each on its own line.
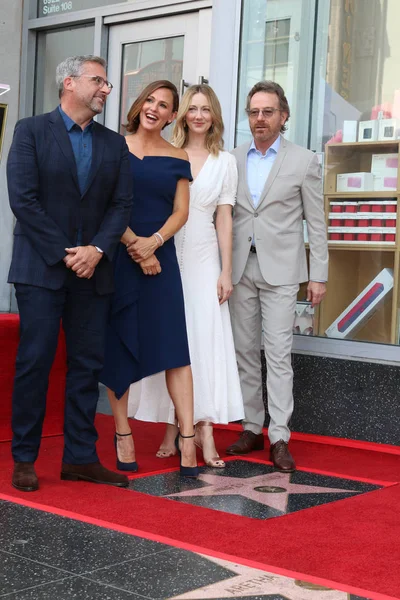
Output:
[270, 440, 296, 472]
[12, 462, 39, 492]
[61, 461, 129, 488]
[226, 430, 264, 455]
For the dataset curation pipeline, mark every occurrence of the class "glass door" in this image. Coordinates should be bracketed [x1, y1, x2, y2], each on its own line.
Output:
[235, 0, 317, 147]
[105, 12, 211, 136]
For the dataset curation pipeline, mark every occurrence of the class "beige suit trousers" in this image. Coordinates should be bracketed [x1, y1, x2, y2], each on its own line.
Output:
[230, 252, 299, 443]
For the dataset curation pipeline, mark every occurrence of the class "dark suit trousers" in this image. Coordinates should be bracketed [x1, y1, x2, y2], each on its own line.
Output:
[12, 273, 111, 464]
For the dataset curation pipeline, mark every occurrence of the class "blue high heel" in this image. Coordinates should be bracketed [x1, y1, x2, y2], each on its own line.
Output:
[175, 432, 199, 478]
[114, 432, 138, 472]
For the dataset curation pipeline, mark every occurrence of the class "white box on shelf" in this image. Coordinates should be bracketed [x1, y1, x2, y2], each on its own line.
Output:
[371, 153, 398, 174]
[358, 120, 378, 142]
[325, 268, 394, 339]
[293, 302, 314, 336]
[378, 118, 400, 140]
[336, 172, 374, 192]
[342, 120, 358, 142]
[328, 227, 396, 233]
[373, 174, 398, 191]
[328, 212, 397, 220]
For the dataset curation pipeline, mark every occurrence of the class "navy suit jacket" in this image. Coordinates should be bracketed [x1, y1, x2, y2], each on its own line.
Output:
[7, 107, 133, 295]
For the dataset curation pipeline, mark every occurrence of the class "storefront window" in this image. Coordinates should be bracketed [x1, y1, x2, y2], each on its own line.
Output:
[313, 0, 400, 346]
[34, 25, 95, 115]
[236, 0, 400, 347]
[235, 0, 317, 147]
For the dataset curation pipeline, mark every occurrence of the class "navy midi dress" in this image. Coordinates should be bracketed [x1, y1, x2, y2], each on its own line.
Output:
[99, 153, 193, 398]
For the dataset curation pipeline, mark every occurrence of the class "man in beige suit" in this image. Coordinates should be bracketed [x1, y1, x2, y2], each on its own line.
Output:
[227, 81, 328, 471]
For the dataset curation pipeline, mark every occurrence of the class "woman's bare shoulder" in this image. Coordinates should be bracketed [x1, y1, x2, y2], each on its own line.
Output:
[171, 146, 189, 162]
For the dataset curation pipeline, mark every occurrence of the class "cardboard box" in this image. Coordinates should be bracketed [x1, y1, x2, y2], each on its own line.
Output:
[373, 174, 397, 191]
[325, 268, 394, 338]
[337, 172, 374, 192]
[378, 118, 400, 141]
[358, 120, 378, 142]
[293, 302, 314, 336]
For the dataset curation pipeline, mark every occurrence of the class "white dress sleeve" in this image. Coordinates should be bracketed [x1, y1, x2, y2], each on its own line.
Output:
[217, 153, 238, 206]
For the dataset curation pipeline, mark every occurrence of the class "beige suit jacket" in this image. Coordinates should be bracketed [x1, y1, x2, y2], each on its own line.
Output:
[231, 135, 328, 286]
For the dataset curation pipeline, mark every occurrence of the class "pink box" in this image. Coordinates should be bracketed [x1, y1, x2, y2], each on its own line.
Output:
[337, 172, 374, 192]
[373, 175, 397, 191]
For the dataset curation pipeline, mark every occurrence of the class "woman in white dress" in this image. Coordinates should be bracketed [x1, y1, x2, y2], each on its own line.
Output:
[128, 85, 244, 467]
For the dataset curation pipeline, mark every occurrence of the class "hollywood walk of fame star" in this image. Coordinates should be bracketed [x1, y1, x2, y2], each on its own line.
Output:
[167, 472, 358, 514]
[170, 554, 361, 599]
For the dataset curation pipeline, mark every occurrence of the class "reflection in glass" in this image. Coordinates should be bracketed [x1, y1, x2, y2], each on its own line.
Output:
[235, 0, 316, 146]
[314, 0, 400, 149]
[119, 36, 184, 137]
[313, 0, 400, 346]
[34, 26, 95, 115]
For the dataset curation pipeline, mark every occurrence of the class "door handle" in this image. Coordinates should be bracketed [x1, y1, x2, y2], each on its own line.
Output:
[198, 76, 209, 85]
[179, 79, 190, 98]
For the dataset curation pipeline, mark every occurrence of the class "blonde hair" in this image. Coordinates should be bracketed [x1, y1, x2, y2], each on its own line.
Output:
[126, 80, 179, 133]
[171, 85, 224, 156]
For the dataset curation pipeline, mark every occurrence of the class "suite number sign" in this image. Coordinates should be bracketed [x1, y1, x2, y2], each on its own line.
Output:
[39, 0, 125, 17]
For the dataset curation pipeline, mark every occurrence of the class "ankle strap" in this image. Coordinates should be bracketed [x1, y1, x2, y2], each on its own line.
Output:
[116, 432, 132, 437]
[179, 432, 195, 439]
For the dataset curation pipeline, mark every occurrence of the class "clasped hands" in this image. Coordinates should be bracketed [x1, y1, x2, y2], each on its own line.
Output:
[126, 236, 161, 276]
[63, 246, 102, 279]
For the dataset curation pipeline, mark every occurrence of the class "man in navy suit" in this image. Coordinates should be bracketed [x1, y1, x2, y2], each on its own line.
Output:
[7, 55, 133, 491]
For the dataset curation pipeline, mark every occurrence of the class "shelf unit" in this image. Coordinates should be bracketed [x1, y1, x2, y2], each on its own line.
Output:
[319, 140, 400, 344]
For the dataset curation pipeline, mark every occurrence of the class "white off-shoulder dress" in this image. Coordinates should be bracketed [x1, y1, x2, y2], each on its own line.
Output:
[128, 151, 244, 424]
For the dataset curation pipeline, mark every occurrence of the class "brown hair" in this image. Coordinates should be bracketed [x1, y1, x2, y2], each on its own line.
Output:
[246, 81, 290, 133]
[171, 84, 224, 156]
[126, 80, 179, 133]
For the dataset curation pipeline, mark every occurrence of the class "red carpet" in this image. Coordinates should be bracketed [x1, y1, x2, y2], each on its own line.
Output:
[0, 314, 66, 441]
[0, 414, 399, 599]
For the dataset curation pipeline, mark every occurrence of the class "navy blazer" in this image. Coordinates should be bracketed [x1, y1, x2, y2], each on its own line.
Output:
[7, 108, 133, 295]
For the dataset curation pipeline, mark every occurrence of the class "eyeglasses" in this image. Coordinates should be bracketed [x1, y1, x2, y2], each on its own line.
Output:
[71, 75, 113, 90]
[246, 108, 281, 119]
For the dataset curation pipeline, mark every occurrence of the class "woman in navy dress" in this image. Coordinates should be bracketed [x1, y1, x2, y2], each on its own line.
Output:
[100, 80, 198, 477]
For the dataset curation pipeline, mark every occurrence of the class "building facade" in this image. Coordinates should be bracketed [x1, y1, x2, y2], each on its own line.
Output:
[1, 0, 399, 443]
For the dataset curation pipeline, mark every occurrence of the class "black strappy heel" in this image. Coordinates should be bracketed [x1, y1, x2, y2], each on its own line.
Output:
[114, 432, 138, 472]
[175, 432, 199, 478]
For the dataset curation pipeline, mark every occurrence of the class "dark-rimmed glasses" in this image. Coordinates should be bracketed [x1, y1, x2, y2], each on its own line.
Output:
[71, 75, 113, 91]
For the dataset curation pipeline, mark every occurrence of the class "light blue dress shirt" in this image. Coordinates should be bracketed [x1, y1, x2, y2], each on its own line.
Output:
[247, 136, 280, 208]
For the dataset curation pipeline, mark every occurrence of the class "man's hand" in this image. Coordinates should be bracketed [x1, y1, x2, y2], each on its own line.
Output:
[63, 246, 102, 279]
[307, 281, 326, 307]
[140, 255, 162, 276]
[217, 272, 233, 305]
[126, 236, 158, 262]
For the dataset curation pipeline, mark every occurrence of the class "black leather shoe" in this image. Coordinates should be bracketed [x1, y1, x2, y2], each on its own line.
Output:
[270, 440, 296, 472]
[226, 430, 264, 455]
[12, 462, 39, 492]
[61, 461, 129, 487]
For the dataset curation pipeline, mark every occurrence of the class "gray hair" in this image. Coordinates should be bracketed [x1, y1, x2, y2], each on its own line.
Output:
[56, 55, 107, 98]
